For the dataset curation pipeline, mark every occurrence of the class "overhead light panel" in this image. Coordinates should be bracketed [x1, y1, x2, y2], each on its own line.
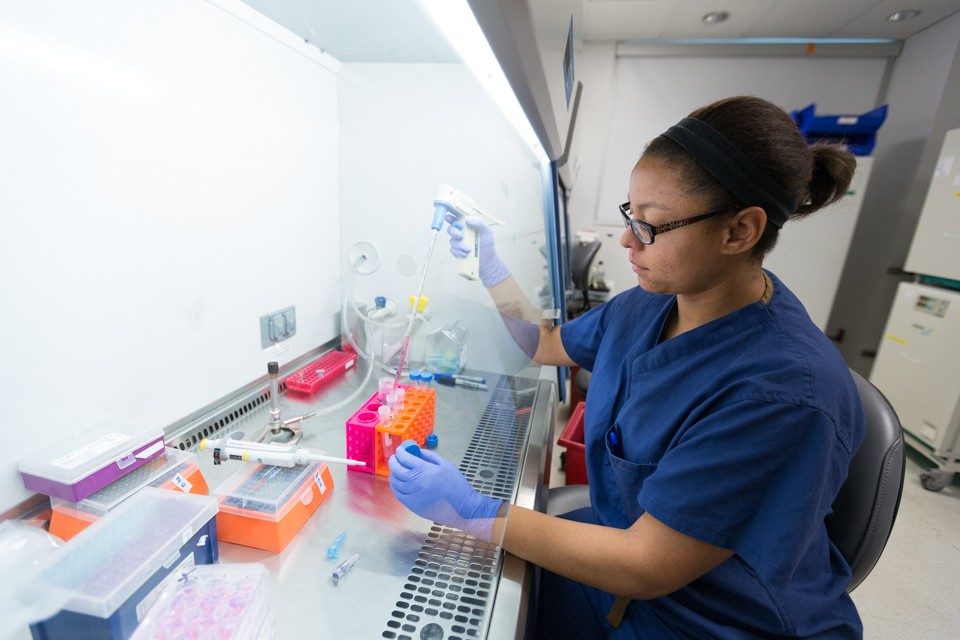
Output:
[888, 10, 922, 21]
[419, 0, 549, 165]
[702, 11, 730, 25]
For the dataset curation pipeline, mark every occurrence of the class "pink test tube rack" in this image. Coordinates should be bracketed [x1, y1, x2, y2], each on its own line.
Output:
[283, 350, 356, 394]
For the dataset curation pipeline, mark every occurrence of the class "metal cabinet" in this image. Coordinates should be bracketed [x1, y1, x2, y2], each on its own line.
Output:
[870, 282, 960, 490]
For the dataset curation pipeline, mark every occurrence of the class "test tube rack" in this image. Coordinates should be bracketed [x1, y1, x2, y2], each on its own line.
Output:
[345, 385, 435, 476]
[283, 349, 356, 394]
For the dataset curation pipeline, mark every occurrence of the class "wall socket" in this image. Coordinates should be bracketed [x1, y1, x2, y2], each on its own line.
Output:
[260, 305, 296, 348]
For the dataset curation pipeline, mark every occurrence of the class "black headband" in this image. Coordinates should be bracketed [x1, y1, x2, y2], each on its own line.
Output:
[662, 117, 796, 228]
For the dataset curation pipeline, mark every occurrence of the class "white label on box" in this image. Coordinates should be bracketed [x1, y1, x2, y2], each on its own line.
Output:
[171, 473, 192, 493]
[52, 433, 132, 470]
[837, 116, 858, 125]
[314, 470, 327, 495]
[136, 552, 195, 621]
[135, 440, 164, 459]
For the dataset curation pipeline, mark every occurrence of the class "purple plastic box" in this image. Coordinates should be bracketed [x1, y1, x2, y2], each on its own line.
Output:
[19, 420, 167, 502]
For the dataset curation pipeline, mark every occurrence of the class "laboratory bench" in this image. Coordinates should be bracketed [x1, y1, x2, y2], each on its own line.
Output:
[45, 362, 557, 640]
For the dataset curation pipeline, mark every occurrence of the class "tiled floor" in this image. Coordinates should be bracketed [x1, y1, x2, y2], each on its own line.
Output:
[548, 401, 960, 638]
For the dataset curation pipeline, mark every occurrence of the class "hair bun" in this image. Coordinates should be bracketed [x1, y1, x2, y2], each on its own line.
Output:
[794, 144, 856, 218]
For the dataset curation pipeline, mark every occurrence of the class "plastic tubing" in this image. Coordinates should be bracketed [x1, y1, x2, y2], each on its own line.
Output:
[341, 254, 427, 375]
[286, 256, 379, 421]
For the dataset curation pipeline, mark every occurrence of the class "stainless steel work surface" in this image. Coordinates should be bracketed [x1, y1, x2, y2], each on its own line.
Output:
[192, 364, 555, 640]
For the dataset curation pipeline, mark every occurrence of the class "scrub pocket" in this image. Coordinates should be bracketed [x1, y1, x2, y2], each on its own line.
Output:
[604, 424, 658, 524]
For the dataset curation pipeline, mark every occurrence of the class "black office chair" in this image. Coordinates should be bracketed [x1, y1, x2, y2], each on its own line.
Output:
[569, 240, 601, 314]
[547, 369, 905, 593]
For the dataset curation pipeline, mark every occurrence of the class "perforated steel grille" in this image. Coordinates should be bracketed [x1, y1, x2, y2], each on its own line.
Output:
[168, 388, 276, 450]
[382, 376, 535, 640]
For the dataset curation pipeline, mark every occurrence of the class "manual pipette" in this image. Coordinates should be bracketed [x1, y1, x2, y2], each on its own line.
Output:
[200, 438, 366, 468]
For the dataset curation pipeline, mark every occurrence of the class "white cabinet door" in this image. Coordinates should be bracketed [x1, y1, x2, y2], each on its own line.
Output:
[905, 128, 960, 281]
[870, 282, 960, 453]
[766, 156, 874, 330]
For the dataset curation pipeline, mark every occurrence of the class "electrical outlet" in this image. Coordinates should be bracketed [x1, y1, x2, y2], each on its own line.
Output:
[260, 305, 296, 348]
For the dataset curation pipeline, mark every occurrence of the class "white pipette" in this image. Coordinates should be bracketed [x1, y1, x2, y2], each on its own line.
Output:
[199, 438, 365, 467]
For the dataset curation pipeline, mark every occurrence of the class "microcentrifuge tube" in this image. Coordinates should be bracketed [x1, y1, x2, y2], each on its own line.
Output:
[332, 553, 360, 585]
[326, 530, 347, 560]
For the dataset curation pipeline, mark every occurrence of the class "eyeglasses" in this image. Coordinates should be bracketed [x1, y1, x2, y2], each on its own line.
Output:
[618, 202, 740, 245]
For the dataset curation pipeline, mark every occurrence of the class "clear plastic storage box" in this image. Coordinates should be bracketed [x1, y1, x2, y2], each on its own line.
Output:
[19, 418, 166, 502]
[213, 462, 333, 552]
[131, 563, 273, 640]
[29, 488, 219, 640]
[49, 448, 209, 541]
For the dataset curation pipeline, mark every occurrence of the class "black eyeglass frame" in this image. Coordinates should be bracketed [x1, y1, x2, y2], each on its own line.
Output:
[618, 201, 741, 245]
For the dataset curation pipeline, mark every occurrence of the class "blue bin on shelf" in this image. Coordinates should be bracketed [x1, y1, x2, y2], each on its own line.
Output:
[791, 103, 888, 156]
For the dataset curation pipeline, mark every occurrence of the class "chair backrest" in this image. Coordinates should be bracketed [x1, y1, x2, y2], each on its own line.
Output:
[825, 369, 905, 592]
[571, 240, 601, 292]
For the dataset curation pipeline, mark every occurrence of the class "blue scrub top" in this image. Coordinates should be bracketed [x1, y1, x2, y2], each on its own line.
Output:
[560, 272, 864, 639]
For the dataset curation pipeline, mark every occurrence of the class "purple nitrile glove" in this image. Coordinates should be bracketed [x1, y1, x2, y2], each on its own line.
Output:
[445, 213, 511, 288]
[389, 442, 503, 541]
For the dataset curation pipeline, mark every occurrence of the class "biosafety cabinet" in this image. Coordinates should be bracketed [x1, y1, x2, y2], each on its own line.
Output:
[870, 282, 960, 490]
[2, 2, 569, 638]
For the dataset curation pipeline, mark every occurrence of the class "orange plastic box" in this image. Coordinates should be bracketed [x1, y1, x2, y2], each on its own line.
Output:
[49, 448, 208, 541]
[214, 462, 333, 553]
[557, 401, 588, 485]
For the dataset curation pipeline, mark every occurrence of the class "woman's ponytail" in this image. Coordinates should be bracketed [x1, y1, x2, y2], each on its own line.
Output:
[794, 143, 857, 219]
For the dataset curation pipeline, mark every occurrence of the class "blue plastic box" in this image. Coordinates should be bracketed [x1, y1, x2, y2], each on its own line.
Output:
[30, 488, 219, 640]
[791, 103, 888, 156]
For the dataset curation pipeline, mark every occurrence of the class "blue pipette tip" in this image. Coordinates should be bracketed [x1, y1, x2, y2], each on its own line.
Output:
[326, 530, 347, 560]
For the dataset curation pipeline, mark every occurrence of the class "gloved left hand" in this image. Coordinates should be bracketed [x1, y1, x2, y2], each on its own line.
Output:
[389, 443, 503, 541]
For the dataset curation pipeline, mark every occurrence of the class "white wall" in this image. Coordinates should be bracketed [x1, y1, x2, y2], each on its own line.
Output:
[337, 64, 547, 375]
[568, 45, 888, 300]
[0, 1, 342, 511]
[829, 12, 960, 375]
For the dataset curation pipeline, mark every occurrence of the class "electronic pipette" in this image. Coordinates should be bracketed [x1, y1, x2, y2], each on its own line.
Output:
[393, 186, 505, 388]
[431, 185, 506, 281]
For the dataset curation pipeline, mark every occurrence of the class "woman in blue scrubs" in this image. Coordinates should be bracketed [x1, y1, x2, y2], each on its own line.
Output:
[388, 96, 864, 638]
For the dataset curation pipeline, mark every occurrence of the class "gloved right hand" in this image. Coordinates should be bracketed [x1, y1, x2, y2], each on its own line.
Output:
[389, 442, 504, 541]
[445, 213, 511, 288]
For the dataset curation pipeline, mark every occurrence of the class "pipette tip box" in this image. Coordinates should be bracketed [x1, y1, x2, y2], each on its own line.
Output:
[131, 563, 273, 640]
[283, 349, 355, 395]
[29, 488, 218, 640]
[19, 418, 166, 503]
[214, 461, 333, 553]
[49, 448, 208, 542]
